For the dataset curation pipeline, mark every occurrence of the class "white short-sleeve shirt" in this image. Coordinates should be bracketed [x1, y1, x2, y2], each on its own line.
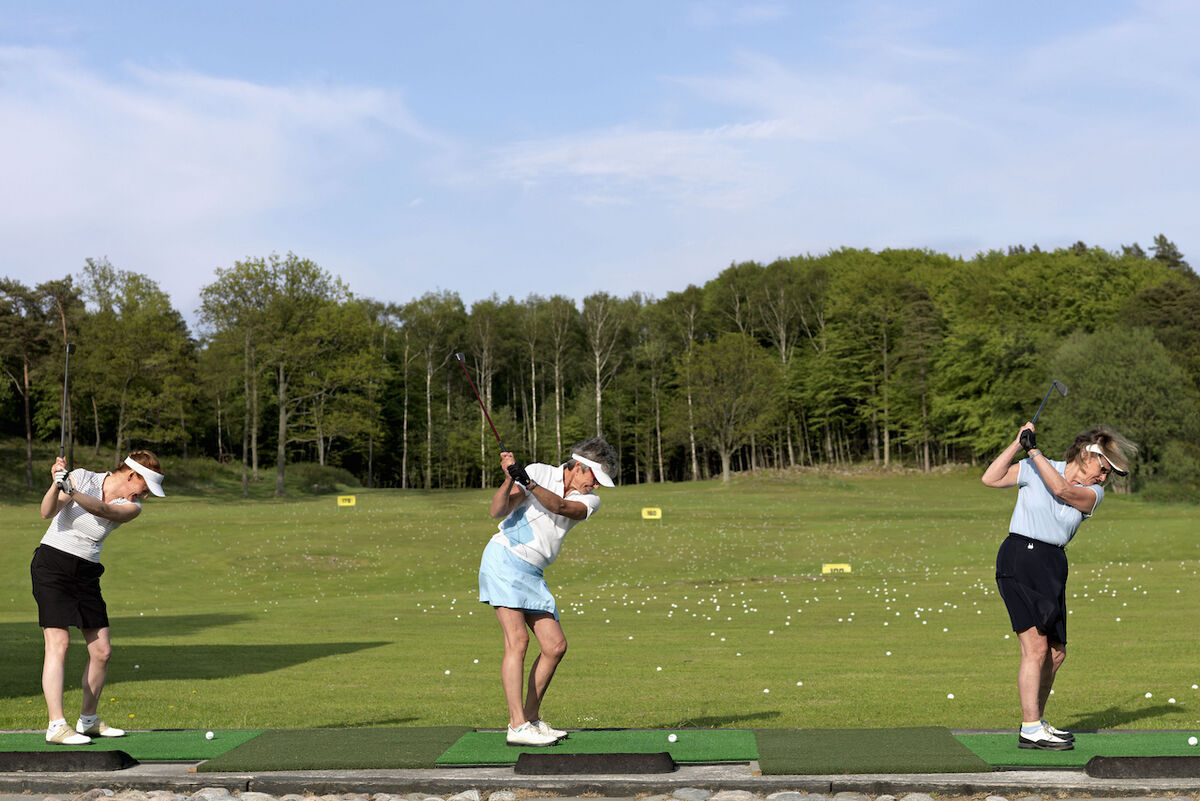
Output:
[1008, 458, 1103, 547]
[489, 462, 601, 570]
[40, 469, 138, 562]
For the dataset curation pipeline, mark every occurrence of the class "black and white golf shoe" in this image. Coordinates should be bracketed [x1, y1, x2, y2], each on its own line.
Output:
[1018, 724, 1074, 750]
[1042, 721, 1075, 742]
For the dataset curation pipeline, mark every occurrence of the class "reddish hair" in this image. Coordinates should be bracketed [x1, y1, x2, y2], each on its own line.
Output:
[113, 450, 162, 474]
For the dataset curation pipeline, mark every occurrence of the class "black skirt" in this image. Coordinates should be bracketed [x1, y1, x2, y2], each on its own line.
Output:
[30, 544, 109, 630]
[995, 534, 1068, 644]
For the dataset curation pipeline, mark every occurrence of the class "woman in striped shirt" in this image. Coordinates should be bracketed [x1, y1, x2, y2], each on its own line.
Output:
[33, 451, 165, 745]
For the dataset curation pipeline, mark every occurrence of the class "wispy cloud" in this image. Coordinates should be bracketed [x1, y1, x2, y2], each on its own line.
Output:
[687, 1, 789, 29]
[0, 46, 439, 227]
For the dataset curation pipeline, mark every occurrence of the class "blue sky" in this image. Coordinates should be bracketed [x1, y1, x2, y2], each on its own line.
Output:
[2, 1, 1197, 328]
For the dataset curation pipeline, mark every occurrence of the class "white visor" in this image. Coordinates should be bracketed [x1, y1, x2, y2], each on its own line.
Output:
[571, 453, 614, 487]
[124, 457, 167, 496]
[1085, 443, 1127, 476]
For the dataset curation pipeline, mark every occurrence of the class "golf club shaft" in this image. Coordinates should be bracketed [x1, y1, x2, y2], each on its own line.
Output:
[454, 353, 506, 452]
[1031, 386, 1053, 424]
[59, 344, 75, 458]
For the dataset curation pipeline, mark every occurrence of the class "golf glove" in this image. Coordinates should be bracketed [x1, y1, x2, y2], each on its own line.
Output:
[1019, 429, 1037, 453]
[507, 461, 534, 489]
[54, 470, 74, 495]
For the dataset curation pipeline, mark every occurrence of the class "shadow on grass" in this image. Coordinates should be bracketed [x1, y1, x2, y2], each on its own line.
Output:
[0, 618, 387, 700]
[319, 716, 421, 728]
[651, 711, 781, 728]
[1066, 702, 1180, 731]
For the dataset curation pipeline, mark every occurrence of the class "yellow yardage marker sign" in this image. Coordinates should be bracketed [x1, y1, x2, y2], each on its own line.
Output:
[337, 495, 357, 507]
[821, 563, 851, 574]
[641, 507, 662, 520]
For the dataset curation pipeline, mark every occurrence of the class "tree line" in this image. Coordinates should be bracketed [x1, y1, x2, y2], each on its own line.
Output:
[3, 236, 1198, 495]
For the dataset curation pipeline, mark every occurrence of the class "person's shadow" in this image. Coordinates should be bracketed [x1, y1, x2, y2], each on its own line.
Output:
[0, 616, 387, 700]
[1066, 698, 1181, 731]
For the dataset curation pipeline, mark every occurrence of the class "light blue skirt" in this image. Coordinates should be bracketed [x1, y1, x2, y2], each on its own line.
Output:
[478, 540, 559, 620]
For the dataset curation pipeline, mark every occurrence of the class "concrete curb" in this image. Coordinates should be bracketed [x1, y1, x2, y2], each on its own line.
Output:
[4, 762, 1200, 797]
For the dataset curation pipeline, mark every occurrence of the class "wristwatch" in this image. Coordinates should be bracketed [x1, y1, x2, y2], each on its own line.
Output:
[1028, 448, 1041, 457]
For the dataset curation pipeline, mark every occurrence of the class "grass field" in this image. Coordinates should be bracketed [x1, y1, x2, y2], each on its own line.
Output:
[2, 465, 1198, 733]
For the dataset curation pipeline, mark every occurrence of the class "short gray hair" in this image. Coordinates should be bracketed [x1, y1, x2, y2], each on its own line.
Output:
[567, 437, 618, 482]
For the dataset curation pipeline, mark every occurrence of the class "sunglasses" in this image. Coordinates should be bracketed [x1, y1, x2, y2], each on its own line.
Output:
[1085, 443, 1126, 476]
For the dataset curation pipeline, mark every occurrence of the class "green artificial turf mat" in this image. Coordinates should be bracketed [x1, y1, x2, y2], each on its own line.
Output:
[435, 728, 758, 766]
[0, 730, 262, 760]
[755, 727, 992, 775]
[956, 732, 1200, 768]
[197, 727, 470, 772]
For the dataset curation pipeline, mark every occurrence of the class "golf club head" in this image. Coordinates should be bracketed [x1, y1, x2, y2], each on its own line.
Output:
[1031, 379, 1068, 424]
[66, 343, 76, 355]
[454, 352, 466, 363]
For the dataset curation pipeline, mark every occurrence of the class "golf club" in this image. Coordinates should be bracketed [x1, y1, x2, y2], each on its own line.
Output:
[60, 343, 76, 458]
[1031, 379, 1068, 424]
[454, 352, 507, 453]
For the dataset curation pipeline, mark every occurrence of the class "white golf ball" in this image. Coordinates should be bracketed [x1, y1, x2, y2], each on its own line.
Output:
[667, 734, 677, 743]
[1189, 736, 1198, 746]
[205, 731, 214, 740]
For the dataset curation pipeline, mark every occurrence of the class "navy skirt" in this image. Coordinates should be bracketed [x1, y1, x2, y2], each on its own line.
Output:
[996, 534, 1068, 644]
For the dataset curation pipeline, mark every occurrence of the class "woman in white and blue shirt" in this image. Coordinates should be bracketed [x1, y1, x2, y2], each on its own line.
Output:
[478, 437, 617, 747]
[982, 423, 1135, 751]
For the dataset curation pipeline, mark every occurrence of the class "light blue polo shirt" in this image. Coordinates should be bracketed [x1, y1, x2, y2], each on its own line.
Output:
[1008, 458, 1103, 547]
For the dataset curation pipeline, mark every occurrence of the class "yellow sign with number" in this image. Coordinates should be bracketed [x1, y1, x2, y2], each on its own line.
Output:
[337, 495, 356, 507]
[821, 563, 851, 574]
[641, 507, 662, 520]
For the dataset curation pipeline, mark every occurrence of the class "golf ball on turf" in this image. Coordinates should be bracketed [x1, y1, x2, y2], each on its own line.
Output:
[1190, 737, 1198, 746]
[205, 731, 214, 740]
[667, 734, 677, 743]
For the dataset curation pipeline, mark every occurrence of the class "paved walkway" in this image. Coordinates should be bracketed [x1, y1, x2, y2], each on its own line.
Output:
[3, 761, 1200, 799]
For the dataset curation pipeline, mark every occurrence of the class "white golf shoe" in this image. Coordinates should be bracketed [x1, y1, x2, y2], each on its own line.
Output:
[506, 722, 560, 747]
[530, 719, 568, 740]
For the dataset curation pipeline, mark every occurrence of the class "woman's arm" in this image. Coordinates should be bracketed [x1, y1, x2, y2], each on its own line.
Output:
[1026, 451, 1101, 514]
[40, 457, 72, 519]
[67, 490, 143, 524]
[501, 455, 590, 521]
[527, 486, 589, 521]
[40, 459, 141, 524]
[489, 452, 527, 519]
[981, 425, 1028, 488]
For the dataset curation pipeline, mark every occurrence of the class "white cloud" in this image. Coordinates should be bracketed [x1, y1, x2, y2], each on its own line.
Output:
[0, 45, 449, 316]
[0, 47, 439, 224]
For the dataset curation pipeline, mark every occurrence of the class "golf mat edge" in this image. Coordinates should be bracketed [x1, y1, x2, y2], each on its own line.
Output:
[197, 727, 471, 772]
[756, 727, 992, 775]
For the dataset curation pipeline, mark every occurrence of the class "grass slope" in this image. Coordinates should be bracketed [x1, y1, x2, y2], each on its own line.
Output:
[2, 464, 1199, 732]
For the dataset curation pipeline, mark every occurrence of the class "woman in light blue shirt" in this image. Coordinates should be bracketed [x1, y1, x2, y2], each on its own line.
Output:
[982, 423, 1135, 751]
